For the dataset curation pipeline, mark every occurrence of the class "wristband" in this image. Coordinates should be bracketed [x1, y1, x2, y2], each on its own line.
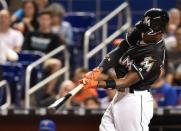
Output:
[104, 80, 116, 89]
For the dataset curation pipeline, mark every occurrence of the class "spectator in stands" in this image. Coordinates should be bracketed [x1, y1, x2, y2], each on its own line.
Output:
[57, 80, 75, 109]
[0, 9, 24, 52]
[40, 80, 75, 108]
[166, 27, 181, 85]
[39, 119, 56, 131]
[13, 1, 39, 36]
[99, 89, 116, 109]
[151, 77, 178, 107]
[177, 0, 181, 12]
[168, 8, 180, 33]
[72, 68, 98, 105]
[84, 96, 100, 109]
[165, 8, 180, 50]
[36, 0, 49, 12]
[23, 10, 62, 98]
[48, 3, 73, 46]
[177, 93, 181, 105]
[175, 27, 181, 50]
[12, 0, 48, 23]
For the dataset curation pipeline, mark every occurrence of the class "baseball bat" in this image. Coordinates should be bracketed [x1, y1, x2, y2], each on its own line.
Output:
[48, 84, 84, 112]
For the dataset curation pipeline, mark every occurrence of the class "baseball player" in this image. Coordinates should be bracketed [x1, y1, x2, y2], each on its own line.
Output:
[80, 8, 169, 131]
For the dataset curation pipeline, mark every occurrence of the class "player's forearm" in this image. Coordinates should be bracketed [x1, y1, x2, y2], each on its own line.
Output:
[97, 71, 140, 90]
[98, 40, 129, 72]
[97, 79, 128, 90]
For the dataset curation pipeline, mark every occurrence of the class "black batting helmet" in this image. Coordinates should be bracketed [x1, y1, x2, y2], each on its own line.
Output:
[143, 8, 169, 34]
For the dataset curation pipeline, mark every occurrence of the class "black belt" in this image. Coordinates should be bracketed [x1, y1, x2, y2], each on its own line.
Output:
[129, 88, 150, 93]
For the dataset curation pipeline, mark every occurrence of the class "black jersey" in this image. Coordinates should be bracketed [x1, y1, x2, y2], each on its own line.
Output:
[99, 39, 165, 90]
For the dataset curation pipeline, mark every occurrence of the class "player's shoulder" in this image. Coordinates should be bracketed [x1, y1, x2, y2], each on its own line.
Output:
[129, 39, 165, 60]
[152, 39, 165, 55]
[141, 40, 165, 63]
[140, 39, 165, 53]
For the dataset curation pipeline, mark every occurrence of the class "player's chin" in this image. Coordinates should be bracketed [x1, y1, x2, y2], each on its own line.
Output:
[142, 32, 163, 43]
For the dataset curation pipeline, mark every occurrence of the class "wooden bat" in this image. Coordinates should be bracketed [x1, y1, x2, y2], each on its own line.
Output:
[48, 84, 84, 112]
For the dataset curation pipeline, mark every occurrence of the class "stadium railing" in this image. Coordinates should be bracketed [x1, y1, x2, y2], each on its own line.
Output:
[25, 45, 69, 109]
[83, 2, 131, 69]
[0, 80, 11, 110]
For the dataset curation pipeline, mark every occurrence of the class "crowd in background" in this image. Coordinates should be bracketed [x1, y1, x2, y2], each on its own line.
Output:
[0, 0, 181, 110]
[0, 0, 74, 108]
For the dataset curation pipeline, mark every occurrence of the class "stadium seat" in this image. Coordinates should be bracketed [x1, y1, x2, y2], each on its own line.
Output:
[175, 87, 181, 97]
[18, 50, 44, 64]
[64, 12, 96, 31]
[64, 12, 96, 48]
[97, 89, 107, 99]
[0, 51, 44, 107]
[64, 12, 96, 71]
[0, 88, 4, 105]
[172, 87, 181, 105]
[18, 51, 44, 87]
[0, 62, 24, 106]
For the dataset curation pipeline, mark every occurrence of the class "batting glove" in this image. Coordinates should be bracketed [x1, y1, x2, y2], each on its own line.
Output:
[80, 78, 98, 90]
[84, 67, 101, 80]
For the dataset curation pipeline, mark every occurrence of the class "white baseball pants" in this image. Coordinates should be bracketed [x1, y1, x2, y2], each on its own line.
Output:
[99, 89, 154, 131]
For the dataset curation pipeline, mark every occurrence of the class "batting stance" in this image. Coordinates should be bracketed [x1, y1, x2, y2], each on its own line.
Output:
[80, 8, 169, 131]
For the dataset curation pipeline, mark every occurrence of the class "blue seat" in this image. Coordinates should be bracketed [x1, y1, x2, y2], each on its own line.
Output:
[0, 62, 24, 106]
[64, 12, 96, 31]
[64, 12, 96, 71]
[97, 89, 107, 99]
[18, 51, 44, 87]
[18, 50, 44, 65]
[173, 87, 181, 104]
[65, 12, 96, 47]
[175, 87, 181, 96]
[0, 88, 4, 105]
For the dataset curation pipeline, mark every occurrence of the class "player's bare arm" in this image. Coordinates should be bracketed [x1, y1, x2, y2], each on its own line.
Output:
[98, 71, 140, 91]
[81, 71, 140, 91]
[84, 39, 130, 80]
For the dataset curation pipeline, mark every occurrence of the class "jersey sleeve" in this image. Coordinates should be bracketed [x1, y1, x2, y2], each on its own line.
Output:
[99, 40, 130, 72]
[132, 56, 161, 81]
[126, 27, 142, 46]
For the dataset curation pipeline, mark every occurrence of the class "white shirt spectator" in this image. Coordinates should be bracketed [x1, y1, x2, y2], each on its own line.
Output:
[164, 35, 177, 51]
[0, 41, 18, 64]
[0, 28, 24, 52]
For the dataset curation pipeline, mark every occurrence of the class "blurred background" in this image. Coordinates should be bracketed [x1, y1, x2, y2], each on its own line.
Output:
[0, 0, 180, 131]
